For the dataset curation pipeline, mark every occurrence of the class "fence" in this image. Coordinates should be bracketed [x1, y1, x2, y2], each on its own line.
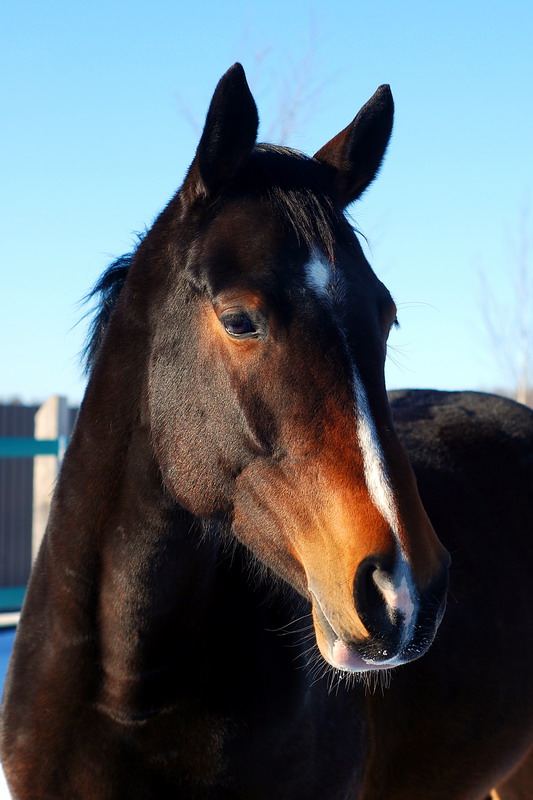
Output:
[0, 397, 77, 622]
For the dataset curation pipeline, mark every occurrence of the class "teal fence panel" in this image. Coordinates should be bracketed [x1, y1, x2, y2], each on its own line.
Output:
[0, 437, 64, 458]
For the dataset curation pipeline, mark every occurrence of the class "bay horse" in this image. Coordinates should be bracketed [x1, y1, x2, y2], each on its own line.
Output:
[1, 64, 532, 799]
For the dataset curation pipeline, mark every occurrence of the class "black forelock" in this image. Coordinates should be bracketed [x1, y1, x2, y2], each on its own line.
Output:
[234, 144, 352, 261]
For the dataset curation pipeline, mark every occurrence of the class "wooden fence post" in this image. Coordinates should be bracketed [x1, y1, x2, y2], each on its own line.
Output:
[32, 396, 68, 560]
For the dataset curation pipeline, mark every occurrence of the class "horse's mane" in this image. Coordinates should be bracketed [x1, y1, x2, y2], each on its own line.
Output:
[82, 250, 135, 372]
[82, 144, 352, 373]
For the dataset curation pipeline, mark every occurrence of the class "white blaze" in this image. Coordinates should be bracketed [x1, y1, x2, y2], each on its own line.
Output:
[303, 249, 417, 633]
[350, 365, 399, 537]
[351, 359, 417, 634]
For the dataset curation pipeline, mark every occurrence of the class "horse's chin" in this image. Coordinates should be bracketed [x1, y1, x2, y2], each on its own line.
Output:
[329, 639, 385, 672]
[312, 611, 392, 674]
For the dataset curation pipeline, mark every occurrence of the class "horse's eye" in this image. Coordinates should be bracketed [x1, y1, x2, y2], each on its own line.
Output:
[221, 311, 258, 338]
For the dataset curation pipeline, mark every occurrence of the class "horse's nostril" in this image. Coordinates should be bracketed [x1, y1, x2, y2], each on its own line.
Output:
[353, 557, 401, 646]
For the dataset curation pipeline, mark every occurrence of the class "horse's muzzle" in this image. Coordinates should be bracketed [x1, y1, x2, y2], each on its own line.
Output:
[312, 552, 450, 672]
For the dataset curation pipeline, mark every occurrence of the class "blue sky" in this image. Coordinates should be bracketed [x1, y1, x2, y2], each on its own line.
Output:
[1, 0, 532, 404]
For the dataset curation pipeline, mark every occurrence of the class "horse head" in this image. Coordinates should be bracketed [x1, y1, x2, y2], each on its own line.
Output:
[139, 64, 450, 673]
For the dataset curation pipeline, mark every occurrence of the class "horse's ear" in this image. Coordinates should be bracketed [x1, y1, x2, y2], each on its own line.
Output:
[183, 63, 258, 203]
[314, 85, 394, 207]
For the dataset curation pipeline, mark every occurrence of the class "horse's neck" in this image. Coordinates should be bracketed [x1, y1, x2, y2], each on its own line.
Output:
[37, 391, 225, 716]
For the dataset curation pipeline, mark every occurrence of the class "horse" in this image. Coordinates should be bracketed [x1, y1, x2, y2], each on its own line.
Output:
[1, 63, 532, 800]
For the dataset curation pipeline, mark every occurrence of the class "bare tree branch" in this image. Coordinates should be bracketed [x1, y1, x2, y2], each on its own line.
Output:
[175, 18, 329, 148]
[478, 194, 532, 404]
